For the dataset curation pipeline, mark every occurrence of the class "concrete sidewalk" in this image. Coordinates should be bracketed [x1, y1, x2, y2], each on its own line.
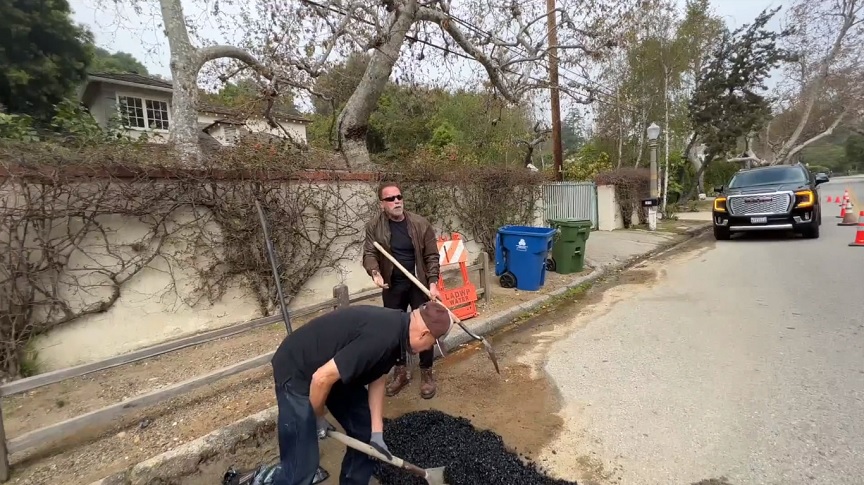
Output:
[675, 211, 712, 222]
[585, 229, 684, 268]
[442, 222, 711, 353]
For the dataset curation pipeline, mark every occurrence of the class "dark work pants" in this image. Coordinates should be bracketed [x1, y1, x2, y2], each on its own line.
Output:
[382, 279, 434, 369]
[273, 380, 374, 485]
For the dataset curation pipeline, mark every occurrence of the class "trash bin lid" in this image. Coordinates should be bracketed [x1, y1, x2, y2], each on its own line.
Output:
[547, 218, 593, 228]
[498, 225, 557, 237]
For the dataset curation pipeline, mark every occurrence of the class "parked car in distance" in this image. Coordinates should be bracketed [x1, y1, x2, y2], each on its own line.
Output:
[816, 171, 830, 181]
[712, 164, 829, 240]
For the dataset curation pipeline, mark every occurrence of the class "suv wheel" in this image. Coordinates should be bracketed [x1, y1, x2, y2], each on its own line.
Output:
[714, 226, 731, 240]
[802, 221, 820, 239]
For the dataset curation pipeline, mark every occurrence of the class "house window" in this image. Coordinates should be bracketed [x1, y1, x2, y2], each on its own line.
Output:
[118, 96, 170, 130]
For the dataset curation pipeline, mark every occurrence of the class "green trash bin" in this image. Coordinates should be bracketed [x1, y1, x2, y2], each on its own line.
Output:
[546, 219, 592, 274]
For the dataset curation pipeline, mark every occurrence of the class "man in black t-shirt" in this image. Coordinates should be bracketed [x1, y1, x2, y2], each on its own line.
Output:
[362, 182, 442, 399]
[270, 302, 453, 485]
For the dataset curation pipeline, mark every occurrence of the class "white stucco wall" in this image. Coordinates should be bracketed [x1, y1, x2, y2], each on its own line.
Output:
[25, 179, 544, 371]
[597, 184, 640, 231]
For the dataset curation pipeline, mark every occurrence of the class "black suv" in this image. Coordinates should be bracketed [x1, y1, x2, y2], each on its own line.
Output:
[712, 164, 829, 240]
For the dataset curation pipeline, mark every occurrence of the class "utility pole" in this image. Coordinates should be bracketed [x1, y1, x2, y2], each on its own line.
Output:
[546, 0, 563, 181]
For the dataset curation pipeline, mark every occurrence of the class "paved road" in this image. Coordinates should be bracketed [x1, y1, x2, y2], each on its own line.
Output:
[542, 176, 864, 485]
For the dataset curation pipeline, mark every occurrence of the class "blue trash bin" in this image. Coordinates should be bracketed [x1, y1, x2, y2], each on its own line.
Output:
[494, 225, 557, 291]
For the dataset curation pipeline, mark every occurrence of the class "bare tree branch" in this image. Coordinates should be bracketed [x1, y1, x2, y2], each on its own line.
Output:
[773, 0, 863, 163]
[516, 121, 552, 167]
[784, 107, 849, 161]
[153, 0, 632, 166]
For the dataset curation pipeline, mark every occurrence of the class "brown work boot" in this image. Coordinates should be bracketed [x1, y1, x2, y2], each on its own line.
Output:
[420, 368, 436, 399]
[386, 365, 409, 397]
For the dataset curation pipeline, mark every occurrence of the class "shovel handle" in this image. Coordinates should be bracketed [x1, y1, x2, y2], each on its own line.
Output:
[372, 241, 463, 325]
[374, 241, 501, 373]
[326, 430, 428, 478]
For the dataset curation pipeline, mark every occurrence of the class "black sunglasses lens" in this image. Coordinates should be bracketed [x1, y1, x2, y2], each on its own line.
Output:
[382, 195, 403, 202]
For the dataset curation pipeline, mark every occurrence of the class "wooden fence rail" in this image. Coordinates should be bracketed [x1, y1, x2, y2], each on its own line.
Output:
[0, 252, 491, 481]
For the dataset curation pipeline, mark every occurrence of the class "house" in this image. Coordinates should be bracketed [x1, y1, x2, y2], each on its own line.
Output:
[77, 72, 312, 148]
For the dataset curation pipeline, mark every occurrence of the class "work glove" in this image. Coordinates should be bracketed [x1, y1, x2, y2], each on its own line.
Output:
[317, 416, 335, 440]
[369, 431, 392, 460]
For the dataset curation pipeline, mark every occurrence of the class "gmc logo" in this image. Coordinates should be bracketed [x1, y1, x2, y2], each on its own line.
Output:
[744, 197, 772, 203]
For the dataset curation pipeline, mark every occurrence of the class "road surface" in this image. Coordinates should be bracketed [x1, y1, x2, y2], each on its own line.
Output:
[539, 176, 864, 485]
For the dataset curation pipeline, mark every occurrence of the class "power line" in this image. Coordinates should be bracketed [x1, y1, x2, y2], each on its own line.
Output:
[298, 0, 603, 103]
[291, 0, 656, 127]
[439, 9, 634, 106]
[299, 0, 474, 62]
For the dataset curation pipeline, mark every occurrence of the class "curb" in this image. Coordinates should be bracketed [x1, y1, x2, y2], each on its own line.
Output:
[89, 223, 712, 485]
[439, 222, 711, 353]
[88, 407, 279, 485]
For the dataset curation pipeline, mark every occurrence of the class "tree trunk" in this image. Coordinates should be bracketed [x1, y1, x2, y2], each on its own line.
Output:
[681, 152, 712, 204]
[159, 0, 202, 164]
[661, 69, 670, 213]
[170, 68, 202, 163]
[616, 91, 624, 168]
[634, 109, 646, 167]
[679, 133, 701, 203]
[337, 0, 419, 169]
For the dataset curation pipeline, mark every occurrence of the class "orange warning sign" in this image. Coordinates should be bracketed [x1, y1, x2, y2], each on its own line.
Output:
[435, 233, 478, 320]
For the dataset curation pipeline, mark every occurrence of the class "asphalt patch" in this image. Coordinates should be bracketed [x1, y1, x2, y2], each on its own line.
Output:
[374, 410, 577, 485]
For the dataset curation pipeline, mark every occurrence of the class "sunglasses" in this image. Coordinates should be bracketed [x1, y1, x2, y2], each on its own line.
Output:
[381, 194, 404, 202]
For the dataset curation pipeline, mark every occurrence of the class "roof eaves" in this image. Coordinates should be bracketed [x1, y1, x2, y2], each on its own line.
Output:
[87, 75, 175, 94]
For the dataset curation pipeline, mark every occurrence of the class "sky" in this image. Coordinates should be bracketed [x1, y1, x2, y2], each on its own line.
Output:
[69, 0, 787, 119]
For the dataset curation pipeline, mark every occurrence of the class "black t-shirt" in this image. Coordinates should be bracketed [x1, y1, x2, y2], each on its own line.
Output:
[271, 305, 408, 395]
[388, 218, 415, 283]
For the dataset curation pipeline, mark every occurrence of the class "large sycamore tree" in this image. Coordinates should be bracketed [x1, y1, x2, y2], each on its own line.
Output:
[136, 0, 638, 166]
[764, 0, 864, 165]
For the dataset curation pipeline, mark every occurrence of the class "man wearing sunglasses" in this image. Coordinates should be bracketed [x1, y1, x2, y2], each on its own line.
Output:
[362, 181, 442, 399]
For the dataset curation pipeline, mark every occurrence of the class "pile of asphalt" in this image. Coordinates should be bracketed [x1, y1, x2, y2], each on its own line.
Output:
[374, 410, 577, 485]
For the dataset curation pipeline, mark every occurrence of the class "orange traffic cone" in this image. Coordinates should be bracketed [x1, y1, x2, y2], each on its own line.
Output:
[838, 198, 847, 218]
[839, 200, 857, 226]
[850, 211, 864, 247]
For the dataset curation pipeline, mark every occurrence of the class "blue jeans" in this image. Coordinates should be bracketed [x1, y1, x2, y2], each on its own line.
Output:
[273, 380, 375, 485]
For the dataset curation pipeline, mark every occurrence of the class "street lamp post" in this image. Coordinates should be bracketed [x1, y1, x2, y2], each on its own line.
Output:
[647, 123, 661, 231]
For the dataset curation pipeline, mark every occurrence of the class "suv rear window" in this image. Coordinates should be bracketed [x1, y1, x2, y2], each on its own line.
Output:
[728, 167, 808, 188]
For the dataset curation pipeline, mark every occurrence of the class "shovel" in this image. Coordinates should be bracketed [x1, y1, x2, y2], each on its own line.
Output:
[373, 241, 501, 374]
[327, 429, 447, 485]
